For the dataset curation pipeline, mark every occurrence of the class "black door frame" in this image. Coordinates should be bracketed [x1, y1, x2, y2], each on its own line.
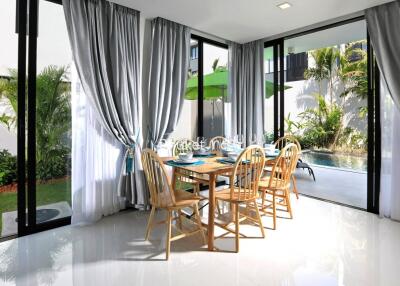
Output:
[264, 39, 285, 142]
[190, 34, 228, 138]
[16, 0, 70, 237]
[264, 16, 381, 213]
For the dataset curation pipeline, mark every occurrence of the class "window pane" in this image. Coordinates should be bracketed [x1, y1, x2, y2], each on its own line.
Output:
[203, 43, 228, 141]
[283, 20, 368, 208]
[0, 0, 18, 238]
[35, 0, 72, 223]
[264, 46, 274, 143]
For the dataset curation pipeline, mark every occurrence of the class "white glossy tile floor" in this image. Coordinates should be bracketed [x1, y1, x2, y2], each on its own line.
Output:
[1, 195, 400, 286]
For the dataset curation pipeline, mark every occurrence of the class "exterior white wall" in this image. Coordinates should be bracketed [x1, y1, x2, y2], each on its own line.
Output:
[0, 1, 72, 155]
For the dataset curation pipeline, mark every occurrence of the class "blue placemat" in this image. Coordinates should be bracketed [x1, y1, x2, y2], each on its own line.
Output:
[217, 158, 250, 164]
[193, 153, 216, 158]
[217, 158, 235, 164]
[165, 160, 205, 167]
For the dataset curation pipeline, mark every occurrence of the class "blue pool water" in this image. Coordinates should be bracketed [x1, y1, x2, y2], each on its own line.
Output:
[301, 151, 367, 172]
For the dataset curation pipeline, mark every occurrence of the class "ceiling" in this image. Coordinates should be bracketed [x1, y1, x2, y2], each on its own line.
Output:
[112, 0, 393, 43]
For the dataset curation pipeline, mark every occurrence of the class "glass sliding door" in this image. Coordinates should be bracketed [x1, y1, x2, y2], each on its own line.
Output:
[172, 36, 228, 144]
[264, 40, 284, 142]
[0, 0, 20, 238]
[278, 20, 368, 209]
[0, 0, 71, 238]
[33, 0, 72, 225]
[202, 43, 228, 141]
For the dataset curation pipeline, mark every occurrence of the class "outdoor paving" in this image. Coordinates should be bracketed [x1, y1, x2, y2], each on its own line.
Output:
[1, 201, 72, 237]
[294, 165, 367, 209]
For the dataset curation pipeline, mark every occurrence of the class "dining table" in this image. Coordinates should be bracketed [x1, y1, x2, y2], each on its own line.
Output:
[162, 152, 278, 251]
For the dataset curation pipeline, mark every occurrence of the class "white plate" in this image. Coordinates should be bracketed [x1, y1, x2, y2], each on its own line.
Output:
[174, 158, 198, 164]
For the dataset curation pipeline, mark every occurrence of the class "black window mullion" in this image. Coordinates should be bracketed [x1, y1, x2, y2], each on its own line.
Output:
[197, 39, 204, 138]
[27, 0, 38, 228]
[279, 41, 285, 138]
[17, 0, 28, 236]
[273, 44, 279, 141]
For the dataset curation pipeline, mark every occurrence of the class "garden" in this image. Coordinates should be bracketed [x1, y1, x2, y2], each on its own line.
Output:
[267, 41, 368, 157]
[0, 66, 71, 233]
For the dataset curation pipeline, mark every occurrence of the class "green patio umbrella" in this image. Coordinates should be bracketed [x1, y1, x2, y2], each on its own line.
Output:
[185, 69, 290, 100]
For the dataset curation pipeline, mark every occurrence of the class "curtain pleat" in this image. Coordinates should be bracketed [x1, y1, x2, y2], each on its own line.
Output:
[147, 18, 191, 147]
[366, 1, 400, 220]
[229, 40, 265, 146]
[63, 0, 148, 224]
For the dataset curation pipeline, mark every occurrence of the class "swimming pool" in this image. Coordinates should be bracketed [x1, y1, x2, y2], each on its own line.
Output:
[301, 151, 367, 172]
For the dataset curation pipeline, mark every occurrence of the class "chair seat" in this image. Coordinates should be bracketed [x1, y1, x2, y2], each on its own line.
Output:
[258, 177, 290, 191]
[172, 190, 201, 207]
[215, 187, 258, 203]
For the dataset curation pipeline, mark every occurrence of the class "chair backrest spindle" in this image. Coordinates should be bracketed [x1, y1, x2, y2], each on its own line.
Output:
[230, 146, 265, 201]
[142, 149, 176, 208]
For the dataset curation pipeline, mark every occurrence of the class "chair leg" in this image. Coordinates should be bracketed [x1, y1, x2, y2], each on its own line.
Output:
[235, 203, 239, 253]
[261, 189, 266, 209]
[272, 192, 277, 230]
[166, 210, 172, 260]
[193, 204, 206, 244]
[145, 206, 156, 240]
[253, 199, 265, 238]
[291, 175, 299, 199]
[177, 209, 183, 230]
[195, 182, 201, 196]
[310, 168, 316, 181]
[286, 189, 293, 219]
[216, 201, 222, 215]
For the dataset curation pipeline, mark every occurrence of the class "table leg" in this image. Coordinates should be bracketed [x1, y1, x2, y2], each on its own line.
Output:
[172, 167, 177, 190]
[208, 173, 216, 251]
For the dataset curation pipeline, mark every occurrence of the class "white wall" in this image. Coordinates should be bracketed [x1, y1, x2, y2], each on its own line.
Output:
[0, 1, 72, 155]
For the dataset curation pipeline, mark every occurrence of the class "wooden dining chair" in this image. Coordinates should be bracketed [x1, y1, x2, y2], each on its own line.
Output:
[214, 145, 266, 253]
[267, 135, 301, 199]
[258, 143, 299, 230]
[141, 149, 206, 260]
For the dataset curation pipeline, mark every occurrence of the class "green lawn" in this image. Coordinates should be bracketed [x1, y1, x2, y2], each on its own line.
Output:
[0, 179, 71, 235]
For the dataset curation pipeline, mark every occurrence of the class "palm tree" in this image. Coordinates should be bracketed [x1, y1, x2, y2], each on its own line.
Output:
[0, 66, 71, 181]
[304, 47, 340, 107]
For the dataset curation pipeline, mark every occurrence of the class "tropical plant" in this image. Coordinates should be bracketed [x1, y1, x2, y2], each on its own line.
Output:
[298, 94, 343, 149]
[300, 42, 368, 150]
[36, 66, 71, 181]
[284, 112, 303, 135]
[304, 47, 340, 106]
[0, 70, 18, 129]
[0, 149, 17, 186]
[0, 66, 71, 181]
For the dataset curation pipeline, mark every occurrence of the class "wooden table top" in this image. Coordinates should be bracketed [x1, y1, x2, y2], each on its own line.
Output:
[162, 155, 277, 175]
[162, 156, 234, 175]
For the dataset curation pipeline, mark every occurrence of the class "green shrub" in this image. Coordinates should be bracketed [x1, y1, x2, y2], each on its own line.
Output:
[298, 94, 343, 149]
[0, 149, 17, 186]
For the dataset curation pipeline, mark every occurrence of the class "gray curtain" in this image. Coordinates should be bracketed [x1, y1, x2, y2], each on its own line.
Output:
[229, 40, 265, 146]
[63, 0, 148, 207]
[147, 18, 191, 147]
[366, 1, 400, 109]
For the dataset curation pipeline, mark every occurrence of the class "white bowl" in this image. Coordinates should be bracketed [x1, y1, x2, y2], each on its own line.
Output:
[227, 152, 239, 161]
[197, 147, 210, 154]
[178, 152, 193, 161]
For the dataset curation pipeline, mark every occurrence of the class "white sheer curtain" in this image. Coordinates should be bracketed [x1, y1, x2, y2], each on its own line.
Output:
[71, 65, 126, 224]
[380, 78, 400, 221]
